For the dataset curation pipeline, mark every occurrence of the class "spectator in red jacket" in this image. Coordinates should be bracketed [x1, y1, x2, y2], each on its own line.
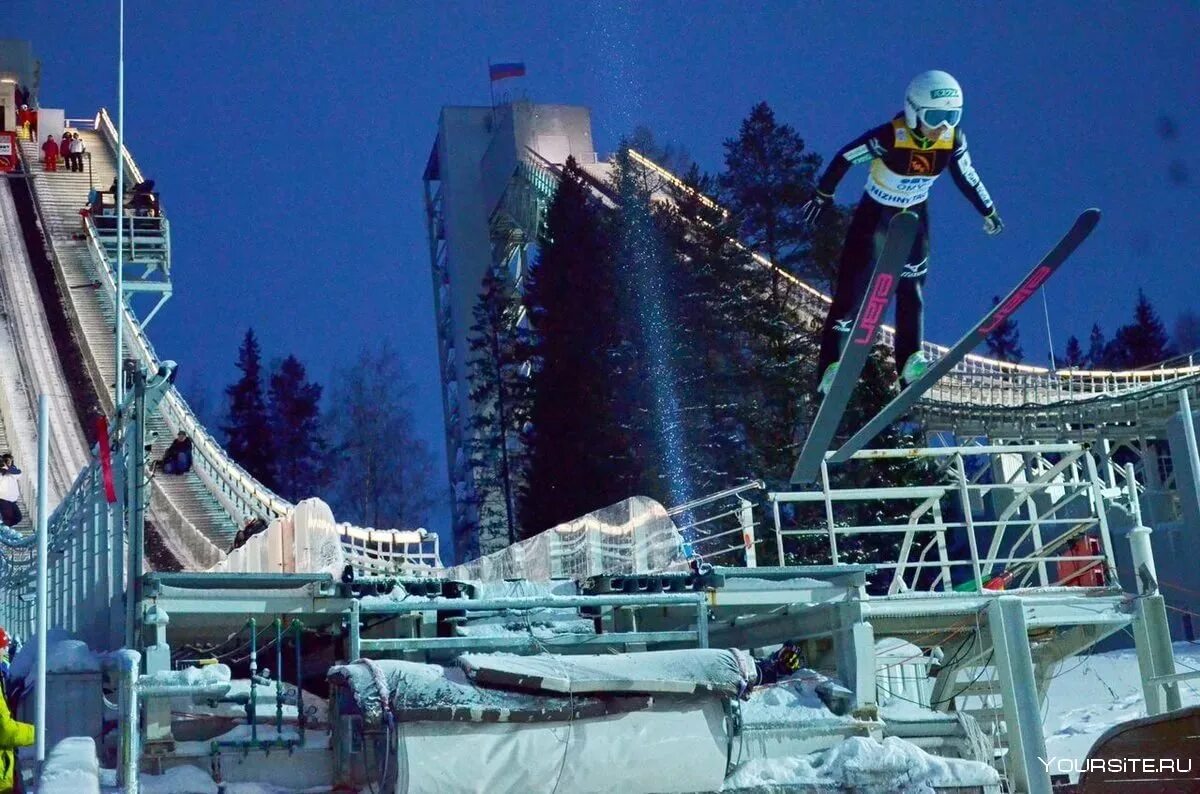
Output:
[40, 135, 58, 172]
[59, 132, 71, 171]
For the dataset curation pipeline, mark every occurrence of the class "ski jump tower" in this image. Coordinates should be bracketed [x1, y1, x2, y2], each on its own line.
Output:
[422, 101, 600, 558]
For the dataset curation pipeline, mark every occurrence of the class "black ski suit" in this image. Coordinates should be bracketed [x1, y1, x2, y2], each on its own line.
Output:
[815, 113, 995, 382]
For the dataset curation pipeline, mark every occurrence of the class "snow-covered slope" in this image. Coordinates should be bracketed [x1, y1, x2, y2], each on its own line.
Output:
[1043, 640, 1200, 775]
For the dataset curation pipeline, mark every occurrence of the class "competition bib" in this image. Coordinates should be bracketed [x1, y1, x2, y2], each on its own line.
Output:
[864, 161, 939, 207]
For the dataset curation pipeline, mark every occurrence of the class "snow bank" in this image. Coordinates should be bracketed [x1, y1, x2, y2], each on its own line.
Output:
[1044, 640, 1200, 779]
[142, 663, 231, 687]
[741, 671, 855, 726]
[38, 736, 99, 794]
[9, 629, 89, 682]
[139, 764, 218, 794]
[723, 735, 1000, 792]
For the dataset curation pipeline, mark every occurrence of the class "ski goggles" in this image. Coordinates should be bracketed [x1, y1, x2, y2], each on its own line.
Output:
[917, 107, 961, 128]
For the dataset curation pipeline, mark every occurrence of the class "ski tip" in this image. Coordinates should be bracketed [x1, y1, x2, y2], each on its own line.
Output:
[1083, 207, 1101, 219]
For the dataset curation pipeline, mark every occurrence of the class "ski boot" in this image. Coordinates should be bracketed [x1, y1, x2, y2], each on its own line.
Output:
[900, 352, 929, 388]
[817, 362, 839, 396]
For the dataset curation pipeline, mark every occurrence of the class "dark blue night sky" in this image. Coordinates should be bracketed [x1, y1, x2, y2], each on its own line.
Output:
[9, 2, 1200, 537]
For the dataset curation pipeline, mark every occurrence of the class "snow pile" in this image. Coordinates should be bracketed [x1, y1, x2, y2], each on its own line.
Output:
[741, 671, 855, 725]
[142, 662, 231, 687]
[9, 629, 100, 683]
[457, 615, 596, 639]
[135, 764, 324, 794]
[723, 735, 1000, 792]
[139, 764, 218, 794]
[38, 736, 99, 794]
[458, 648, 755, 696]
[183, 679, 329, 726]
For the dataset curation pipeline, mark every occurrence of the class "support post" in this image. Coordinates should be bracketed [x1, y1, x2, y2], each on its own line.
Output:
[348, 598, 361, 661]
[115, 0, 126, 406]
[142, 606, 172, 745]
[835, 601, 876, 717]
[954, 455, 984, 590]
[739, 498, 757, 568]
[115, 649, 141, 793]
[1133, 594, 1181, 716]
[1179, 390, 1200, 529]
[35, 395, 49, 767]
[989, 597, 1051, 794]
[124, 367, 148, 649]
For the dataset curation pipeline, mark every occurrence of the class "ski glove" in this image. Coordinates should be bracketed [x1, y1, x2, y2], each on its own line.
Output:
[802, 191, 833, 226]
[983, 210, 1004, 236]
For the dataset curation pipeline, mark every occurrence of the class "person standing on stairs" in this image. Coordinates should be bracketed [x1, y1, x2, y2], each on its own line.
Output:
[39, 135, 58, 173]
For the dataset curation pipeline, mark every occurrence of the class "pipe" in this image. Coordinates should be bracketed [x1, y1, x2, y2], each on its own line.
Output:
[112, 650, 140, 794]
[35, 396, 48, 766]
[247, 618, 257, 743]
[115, 0, 125, 405]
[293, 620, 305, 740]
[357, 591, 706, 615]
[1126, 462, 1158, 595]
[1180, 390, 1200, 527]
[137, 682, 231, 699]
[274, 618, 283, 736]
[34, 400, 49, 767]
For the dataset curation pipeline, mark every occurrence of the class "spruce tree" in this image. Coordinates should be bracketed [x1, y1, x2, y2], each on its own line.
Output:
[659, 164, 763, 487]
[717, 102, 828, 484]
[1108, 289, 1174, 367]
[1061, 335, 1085, 368]
[519, 158, 633, 536]
[717, 102, 822, 283]
[223, 329, 275, 489]
[1174, 310, 1200, 357]
[466, 264, 527, 553]
[984, 296, 1024, 362]
[267, 355, 326, 503]
[1086, 324, 1108, 368]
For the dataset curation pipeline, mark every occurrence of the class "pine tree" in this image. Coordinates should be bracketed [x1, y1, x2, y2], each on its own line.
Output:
[267, 355, 326, 503]
[223, 329, 275, 489]
[1061, 335, 1085, 368]
[1108, 289, 1174, 368]
[1086, 324, 1108, 368]
[519, 158, 634, 537]
[984, 296, 1024, 362]
[466, 264, 527, 554]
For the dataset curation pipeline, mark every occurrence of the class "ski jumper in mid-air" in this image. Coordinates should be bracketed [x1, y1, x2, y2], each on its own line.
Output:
[803, 70, 1003, 395]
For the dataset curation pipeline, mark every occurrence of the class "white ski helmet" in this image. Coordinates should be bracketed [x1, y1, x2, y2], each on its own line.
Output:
[904, 70, 963, 130]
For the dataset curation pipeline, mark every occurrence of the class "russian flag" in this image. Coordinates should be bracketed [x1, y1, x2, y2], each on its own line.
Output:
[489, 62, 526, 82]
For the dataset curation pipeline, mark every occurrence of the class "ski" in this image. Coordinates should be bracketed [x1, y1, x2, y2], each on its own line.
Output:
[789, 211, 920, 484]
[828, 208, 1101, 465]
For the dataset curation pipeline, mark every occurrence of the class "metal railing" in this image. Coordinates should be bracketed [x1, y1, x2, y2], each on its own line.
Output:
[768, 443, 1118, 595]
[672, 480, 765, 568]
[337, 524, 441, 574]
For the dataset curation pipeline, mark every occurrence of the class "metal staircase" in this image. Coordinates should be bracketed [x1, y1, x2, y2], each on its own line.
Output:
[18, 123, 238, 567]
